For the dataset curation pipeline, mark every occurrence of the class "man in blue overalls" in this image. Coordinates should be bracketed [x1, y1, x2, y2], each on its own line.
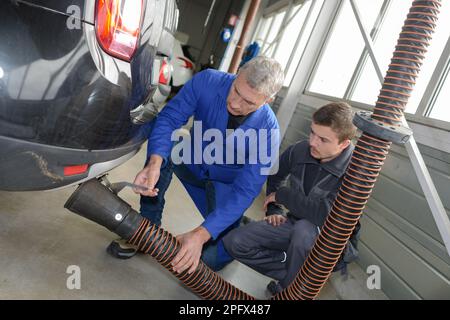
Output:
[108, 56, 284, 275]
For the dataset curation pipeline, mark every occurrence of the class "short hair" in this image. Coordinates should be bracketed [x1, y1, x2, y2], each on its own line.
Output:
[312, 102, 357, 142]
[237, 56, 285, 98]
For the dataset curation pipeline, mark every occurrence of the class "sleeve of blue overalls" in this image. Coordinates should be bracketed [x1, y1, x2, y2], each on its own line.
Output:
[147, 71, 204, 161]
[202, 126, 280, 240]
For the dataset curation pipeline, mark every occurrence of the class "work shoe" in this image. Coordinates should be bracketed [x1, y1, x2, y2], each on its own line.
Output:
[266, 280, 284, 295]
[106, 238, 138, 259]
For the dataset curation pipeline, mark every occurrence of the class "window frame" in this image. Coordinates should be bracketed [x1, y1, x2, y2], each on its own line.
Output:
[303, 0, 450, 130]
[253, 0, 322, 86]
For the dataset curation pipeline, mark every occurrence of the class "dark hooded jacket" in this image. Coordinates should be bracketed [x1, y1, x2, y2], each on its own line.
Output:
[266, 140, 354, 227]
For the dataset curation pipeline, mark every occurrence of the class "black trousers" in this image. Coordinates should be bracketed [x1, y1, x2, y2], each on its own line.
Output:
[223, 217, 319, 289]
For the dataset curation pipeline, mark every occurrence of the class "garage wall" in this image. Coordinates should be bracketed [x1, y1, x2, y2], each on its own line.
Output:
[176, 0, 245, 69]
[176, 0, 212, 58]
[274, 98, 450, 299]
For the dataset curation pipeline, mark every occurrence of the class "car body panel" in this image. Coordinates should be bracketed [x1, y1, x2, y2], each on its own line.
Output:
[0, 2, 145, 149]
[171, 39, 195, 88]
[0, 0, 178, 191]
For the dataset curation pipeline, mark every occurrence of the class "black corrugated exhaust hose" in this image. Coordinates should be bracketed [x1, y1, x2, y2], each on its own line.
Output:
[271, 0, 442, 300]
[65, 178, 255, 300]
[64, 178, 145, 240]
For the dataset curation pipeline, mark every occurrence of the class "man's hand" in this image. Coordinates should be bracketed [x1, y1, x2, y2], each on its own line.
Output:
[264, 214, 287, 227]
[263, 192, 277, 211]
[133, 154, 163, 197]
[172, 226, 211, 274]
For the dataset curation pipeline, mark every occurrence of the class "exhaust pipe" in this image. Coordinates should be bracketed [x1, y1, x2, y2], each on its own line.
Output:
[64, 178, 255, 300]
[64, 179, 144, 240]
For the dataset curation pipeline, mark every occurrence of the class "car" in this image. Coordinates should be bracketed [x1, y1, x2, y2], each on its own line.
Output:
[131, 56, 173, 123]
[170, 38, 195, 94]
[0, 0, 179, 191]
[148, 38, 195, 110]
[151, 56, 173, 110]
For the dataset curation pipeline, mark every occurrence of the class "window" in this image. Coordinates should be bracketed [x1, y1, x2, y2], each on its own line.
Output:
[308, 0, 384, 97]
[283, 0, 323, 85]
[306, 0, 450, 124]
[352, 1, 450, 114]
[407, 2, 450, 115]
[253, 16, 272, 47]
[274, 3, 311, 71]
[351, 0, 411, 105]
[252, 18, 269, 44]
[427, 60, 450, 122]
[251, 0, 324, 86]
[262, 11, 286, 57]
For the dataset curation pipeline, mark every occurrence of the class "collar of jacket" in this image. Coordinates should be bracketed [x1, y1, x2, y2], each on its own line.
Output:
[295, 140, 354, 178]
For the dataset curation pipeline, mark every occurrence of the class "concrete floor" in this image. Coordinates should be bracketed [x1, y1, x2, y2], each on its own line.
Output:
[0, 144, 388, 300]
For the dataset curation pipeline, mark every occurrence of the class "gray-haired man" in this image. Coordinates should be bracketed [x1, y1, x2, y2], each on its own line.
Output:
[108, 57, 285, 275]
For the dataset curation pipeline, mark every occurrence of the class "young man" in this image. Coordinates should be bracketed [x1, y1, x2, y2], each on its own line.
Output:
[223, 102, 357, 295]
[108, 57, 285, 275]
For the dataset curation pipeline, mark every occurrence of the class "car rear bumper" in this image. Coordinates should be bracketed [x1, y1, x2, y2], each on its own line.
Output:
[0, 1, 178, 191]
[0, 131, 150, 191]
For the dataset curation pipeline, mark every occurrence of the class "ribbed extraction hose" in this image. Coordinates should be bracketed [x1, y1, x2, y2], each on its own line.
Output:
[271, 0, 442, 300]
[128, 217, 256, 299]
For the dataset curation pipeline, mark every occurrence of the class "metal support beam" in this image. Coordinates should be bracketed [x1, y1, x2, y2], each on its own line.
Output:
[402, 118, 450, 256]
[344, 0, 391, 99]
[262, 1, 299, 57]
[284, 0, 318, 79]
[416, 35, 450, 117]
[202, 0, 217, 33]
[350, 0, 384, 82]
[350, 0, 450, 256]
[261, 12, 276, 51]
[270, 0, 294, 57]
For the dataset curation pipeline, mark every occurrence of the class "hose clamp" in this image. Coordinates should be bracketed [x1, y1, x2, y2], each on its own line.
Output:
[353, 111, 413, 144]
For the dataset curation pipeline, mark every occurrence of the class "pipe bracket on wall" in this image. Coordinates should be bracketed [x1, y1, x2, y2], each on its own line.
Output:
[353, 111, 413, 144]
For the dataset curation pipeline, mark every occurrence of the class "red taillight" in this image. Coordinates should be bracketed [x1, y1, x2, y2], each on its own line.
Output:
[95, 0, 143, 61]
[159, 60, 170, 85]
[64, 164, 89, 176]
[178, 57, 194, 70]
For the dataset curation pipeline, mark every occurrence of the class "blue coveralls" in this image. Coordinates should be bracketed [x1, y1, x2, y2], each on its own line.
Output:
[141, 69, 280, 271]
